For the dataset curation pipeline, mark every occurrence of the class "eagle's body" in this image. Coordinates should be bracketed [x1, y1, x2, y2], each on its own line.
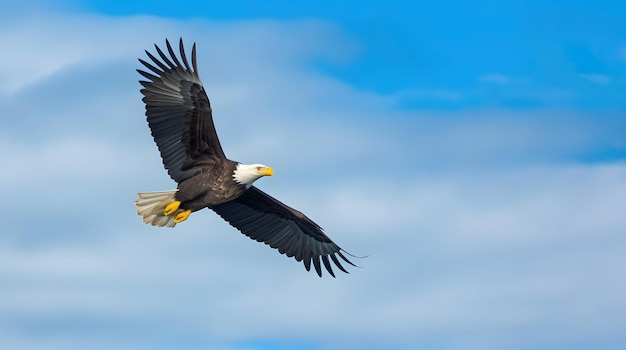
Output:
[176, 160, 241, 210]
[134, 39, 355, 277]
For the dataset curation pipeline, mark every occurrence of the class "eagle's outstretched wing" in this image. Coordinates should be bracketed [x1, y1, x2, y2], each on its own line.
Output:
[212, 186, 356, 277]
[138, 39, 226, 183]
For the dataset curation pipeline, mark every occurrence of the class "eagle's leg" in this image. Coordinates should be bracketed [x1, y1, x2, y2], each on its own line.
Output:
[164, 201, 181, 216]
[174, 209, 191, 223]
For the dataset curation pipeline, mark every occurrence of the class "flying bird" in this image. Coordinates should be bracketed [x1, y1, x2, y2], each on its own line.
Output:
[135, 39, 356, 277]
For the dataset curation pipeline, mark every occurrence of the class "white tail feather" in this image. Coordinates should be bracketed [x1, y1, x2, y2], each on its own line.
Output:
[135, 190, 178, 228]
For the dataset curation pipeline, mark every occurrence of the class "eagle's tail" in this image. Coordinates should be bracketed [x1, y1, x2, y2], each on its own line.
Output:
[135, 190, 178, 228]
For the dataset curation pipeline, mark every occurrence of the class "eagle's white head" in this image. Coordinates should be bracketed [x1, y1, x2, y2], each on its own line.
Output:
[233, 163, 274, 188]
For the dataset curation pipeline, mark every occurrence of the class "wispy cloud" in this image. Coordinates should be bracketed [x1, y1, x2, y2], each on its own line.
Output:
[479, 73, 513, 85]
[579, 73, 612, 85]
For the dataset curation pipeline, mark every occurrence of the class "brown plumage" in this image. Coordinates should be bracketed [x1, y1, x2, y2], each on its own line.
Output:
[134, 38, 356, 277]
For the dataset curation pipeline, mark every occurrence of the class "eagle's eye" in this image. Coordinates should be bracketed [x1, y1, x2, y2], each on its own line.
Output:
[256, 166, 262, 171]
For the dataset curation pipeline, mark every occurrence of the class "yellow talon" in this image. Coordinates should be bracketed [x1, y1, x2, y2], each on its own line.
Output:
[164, 201, 181, 216]
[174, 209, 191, 223]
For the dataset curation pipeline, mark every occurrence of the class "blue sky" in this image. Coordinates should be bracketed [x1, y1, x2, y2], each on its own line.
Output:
[1, 1, 626, 349]
[80, 0, 626, 109]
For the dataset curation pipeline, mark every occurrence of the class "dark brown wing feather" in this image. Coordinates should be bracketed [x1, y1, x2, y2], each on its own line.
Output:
[138, 38, 226, 183]
[211, 186, 356, 277]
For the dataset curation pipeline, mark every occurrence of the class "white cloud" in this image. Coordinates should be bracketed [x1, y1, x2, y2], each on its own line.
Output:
[2, 161, 625, 349]
[0, 12, 352, 94]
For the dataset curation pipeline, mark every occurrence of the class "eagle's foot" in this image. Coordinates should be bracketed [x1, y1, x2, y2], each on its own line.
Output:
[174, 209, 191, 223]
[164, 201, 181, 216]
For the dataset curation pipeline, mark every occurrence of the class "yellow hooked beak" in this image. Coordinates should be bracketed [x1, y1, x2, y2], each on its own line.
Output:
[258, 166, 274, 177]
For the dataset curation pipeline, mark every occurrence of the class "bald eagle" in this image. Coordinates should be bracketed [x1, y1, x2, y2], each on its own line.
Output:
[134, 39, 355, 277]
